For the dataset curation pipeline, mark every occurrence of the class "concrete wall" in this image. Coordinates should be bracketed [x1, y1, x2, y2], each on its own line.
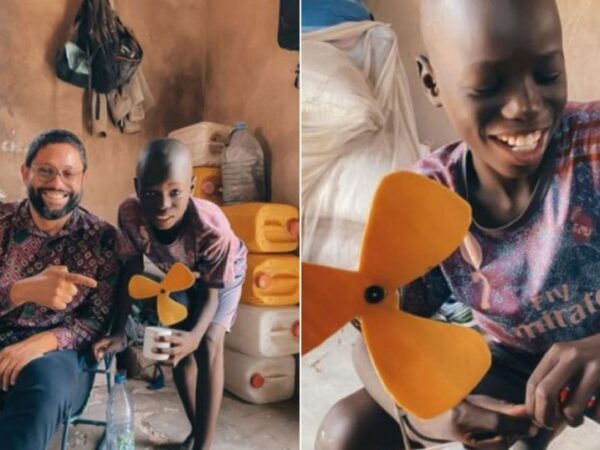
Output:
[367, 0, 600, 149]
[0, 0, 299, 224]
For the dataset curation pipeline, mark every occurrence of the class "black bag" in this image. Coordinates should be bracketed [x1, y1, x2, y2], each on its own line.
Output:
[89, 16, 143, 93]
[55, 0, 143, 93]
[55, 40, 91, 89]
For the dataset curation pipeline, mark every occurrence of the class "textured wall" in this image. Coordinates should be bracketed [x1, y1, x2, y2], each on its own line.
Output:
[367, 0, 600, 149]
[0, 0, 299, 224]
[201, 0, 299, 206]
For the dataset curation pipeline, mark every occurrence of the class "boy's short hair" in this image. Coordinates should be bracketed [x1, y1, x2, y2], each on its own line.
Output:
[26, 129, 88, 171]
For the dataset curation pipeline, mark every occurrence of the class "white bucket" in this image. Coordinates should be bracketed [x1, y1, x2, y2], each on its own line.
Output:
[226, 304, 299, 357]
[224, 348, 295, 404]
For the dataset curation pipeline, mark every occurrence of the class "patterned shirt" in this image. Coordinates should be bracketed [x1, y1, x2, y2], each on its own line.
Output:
[118, 196, 247, 289]
[403, 102, 600, 354]
[0, 200, 120, 350]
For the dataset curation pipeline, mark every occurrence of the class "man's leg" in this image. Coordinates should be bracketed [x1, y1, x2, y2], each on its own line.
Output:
[192, 323, 226, 450]
[0, 350, 94, 450]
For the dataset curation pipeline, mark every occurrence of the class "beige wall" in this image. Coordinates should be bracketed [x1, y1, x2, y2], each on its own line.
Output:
[0, 0, 298, 224]
[367, 0, 600, 149]
[202, 0, 299, 206]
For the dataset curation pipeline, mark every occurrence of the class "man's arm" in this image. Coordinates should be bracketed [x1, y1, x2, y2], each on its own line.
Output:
[50, 232, 121, 351]
[0, 265, 98, 318]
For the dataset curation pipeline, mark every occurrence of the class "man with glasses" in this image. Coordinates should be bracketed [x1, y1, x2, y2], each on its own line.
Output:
[0, 129, 120, 449]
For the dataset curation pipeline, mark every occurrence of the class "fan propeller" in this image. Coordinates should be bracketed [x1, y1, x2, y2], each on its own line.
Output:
[129, 262, 195, 326]
[302, 172, 491, 418]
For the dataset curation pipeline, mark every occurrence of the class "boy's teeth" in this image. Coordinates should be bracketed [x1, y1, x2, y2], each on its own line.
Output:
[496, 130, 542, 151]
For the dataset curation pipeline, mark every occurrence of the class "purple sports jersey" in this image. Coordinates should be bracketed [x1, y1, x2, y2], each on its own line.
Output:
[402, 102, 600, 354]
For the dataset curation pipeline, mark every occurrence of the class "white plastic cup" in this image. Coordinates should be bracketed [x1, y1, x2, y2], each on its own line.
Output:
[143, 326, 172, 361]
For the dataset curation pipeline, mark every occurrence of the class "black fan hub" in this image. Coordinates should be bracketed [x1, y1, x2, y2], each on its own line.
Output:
[364, 285, 385, 304]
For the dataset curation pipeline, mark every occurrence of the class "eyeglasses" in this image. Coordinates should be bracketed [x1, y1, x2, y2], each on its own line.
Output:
[30, 164, 83, 184]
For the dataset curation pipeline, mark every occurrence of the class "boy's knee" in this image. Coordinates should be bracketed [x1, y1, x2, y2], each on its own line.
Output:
[315, 398, 365, 450]
[198, 325, 226, 362]
[316, 388, 398, 450]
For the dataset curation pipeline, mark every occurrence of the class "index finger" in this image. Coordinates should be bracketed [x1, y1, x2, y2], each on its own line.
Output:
[64, 273, 98, 288]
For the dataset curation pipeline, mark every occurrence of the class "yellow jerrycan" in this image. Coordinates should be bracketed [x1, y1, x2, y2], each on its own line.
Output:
[222, 203, 299, 253]
[193, 167, 223, 205]
[241, 254, 299, 306]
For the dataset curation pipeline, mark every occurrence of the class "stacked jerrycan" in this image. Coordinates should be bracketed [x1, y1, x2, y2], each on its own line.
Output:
[222, 202, 300, 404]
[168, 121, 233, 205]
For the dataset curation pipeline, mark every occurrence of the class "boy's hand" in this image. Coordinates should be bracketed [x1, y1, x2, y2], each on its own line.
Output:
[10, 265, 97, 310]
[526, 334, 600, 429]
[155, 331, 200, 367]
[92, 335, 126, 362]
[409, 395, 537, 450]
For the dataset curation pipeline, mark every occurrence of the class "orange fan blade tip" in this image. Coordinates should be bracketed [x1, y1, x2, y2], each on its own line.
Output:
[157, 293, 188, 326]
[163, 262, 196, 292]
[362, 309, 491, 418]
[128, 275, 161, 299]
[359, 172, 471, 287]
[301, 262, 363, 355]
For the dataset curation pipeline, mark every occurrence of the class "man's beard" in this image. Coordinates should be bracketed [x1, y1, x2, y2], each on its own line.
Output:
[27, 186, 82, 220]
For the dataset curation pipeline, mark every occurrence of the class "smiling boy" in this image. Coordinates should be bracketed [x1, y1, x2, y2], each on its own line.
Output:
[316, 1, 600, 449]
[94, 138, 246, 450]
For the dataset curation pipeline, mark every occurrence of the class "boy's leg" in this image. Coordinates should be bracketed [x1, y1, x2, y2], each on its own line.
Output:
[315, 388, 407, 450]
[173, 353, 197, 445]
[317, 336, 558, 450]
[0, 350, 94, 450]
[193, 322, 226, 450]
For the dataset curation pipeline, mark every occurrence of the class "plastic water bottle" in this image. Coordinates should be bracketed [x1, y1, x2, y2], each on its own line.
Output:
[221, 122, 267, 203]
[106, 372, 135, 450]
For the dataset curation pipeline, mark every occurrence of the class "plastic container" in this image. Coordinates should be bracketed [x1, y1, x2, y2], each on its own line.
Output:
[221, 122, 267, 204]
[106, 372, 135, 450]
[192, 166, 223, 205]
[222, 203, 299, 253]
[241, 254, 299, 306]
[224, 348, 295, 404]
[168, 122, 233, 167]
[226, 304, 299, 357]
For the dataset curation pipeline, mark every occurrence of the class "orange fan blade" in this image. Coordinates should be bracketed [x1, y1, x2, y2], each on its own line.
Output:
[157, 293, 189, 326]
[361, 307, 491, 418]
[128, 275, 161, 299]
[301, 263, 364, 354]
[359, 172, 471, 288]
[163, 262, 196, 293]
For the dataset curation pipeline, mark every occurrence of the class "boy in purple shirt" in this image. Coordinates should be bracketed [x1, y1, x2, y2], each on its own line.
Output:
[316, 1, 600, 449]
[94, 138, 246, 450]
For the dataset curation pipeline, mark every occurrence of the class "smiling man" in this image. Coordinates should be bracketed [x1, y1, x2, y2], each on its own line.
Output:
[0, 129, 120, 449]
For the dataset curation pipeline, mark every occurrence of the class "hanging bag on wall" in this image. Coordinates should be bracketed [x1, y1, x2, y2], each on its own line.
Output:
[55, 11, 91, 88]
[55, 0, 143, 93]
[82, 0, 143, 93]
